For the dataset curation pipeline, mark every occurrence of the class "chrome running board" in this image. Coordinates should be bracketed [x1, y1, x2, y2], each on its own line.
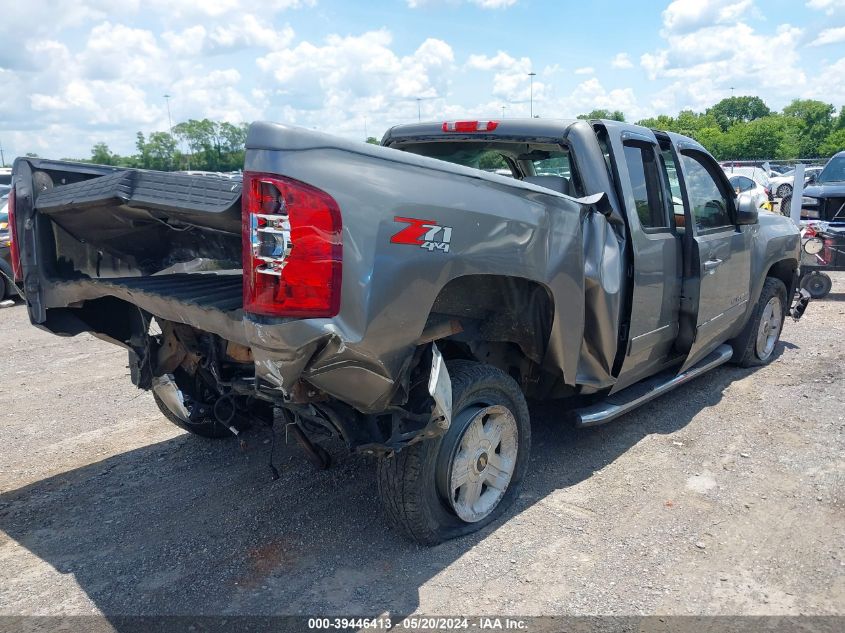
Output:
[573, 344, 734, 427]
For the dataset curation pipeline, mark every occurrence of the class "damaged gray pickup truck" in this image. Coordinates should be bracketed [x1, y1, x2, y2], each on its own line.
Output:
[8, 118, 807, 544]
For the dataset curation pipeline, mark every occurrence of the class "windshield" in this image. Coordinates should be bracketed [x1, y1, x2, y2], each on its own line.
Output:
[818, 156, 845, 184]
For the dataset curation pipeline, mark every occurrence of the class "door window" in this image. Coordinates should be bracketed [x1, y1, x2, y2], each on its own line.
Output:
[623, 142, 670, 230]
[681, 152, 733, 231]
[659, 149, 685, 231]
[729, 175, 755, 193]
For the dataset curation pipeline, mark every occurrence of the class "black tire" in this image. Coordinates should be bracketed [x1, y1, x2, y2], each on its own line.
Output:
[377, 361, 531, 545]
[776, 184, 792, 199]
[0, 258, 13, 299]
[800, 272, 833, 299]
[730, 277, 787, 368]
[780, 194, 792, 216]
[152, 380, 233, 439]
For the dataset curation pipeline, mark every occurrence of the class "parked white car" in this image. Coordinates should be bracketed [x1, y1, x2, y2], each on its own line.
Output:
[722, 165, 771, 189]
[728, 174, 771, 211]
[768, 166, 823, 199]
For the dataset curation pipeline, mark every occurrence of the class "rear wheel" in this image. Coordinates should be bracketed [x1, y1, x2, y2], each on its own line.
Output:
[0, 259, 13, 299]
[730, 277, 787, 367]
[776, 184, 792, 199]
[377, 361, 531, 545]
[801, 272, 833, 299]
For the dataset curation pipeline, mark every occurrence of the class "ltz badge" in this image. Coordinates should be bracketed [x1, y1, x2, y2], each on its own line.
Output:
[391, 216, 453, 253]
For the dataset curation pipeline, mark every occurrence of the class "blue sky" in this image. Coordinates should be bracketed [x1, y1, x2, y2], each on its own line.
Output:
[1, 0, 843, 160]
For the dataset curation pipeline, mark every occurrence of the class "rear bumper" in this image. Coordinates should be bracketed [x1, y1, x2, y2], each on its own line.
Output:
[37, 274, 403, 414]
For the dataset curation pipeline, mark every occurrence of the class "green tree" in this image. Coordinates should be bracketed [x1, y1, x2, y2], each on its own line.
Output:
[834, 106, 845, 131]
[577, 109, 625, 121]
[819, 129, 845, 157]
[721, 116, 789, 160]
[781, 99, 835, 157]
[707, 96, 771, 131]
[366, 137, 379, 145]
[478, 151, 506, 170]
[144, 132, 177, 170]
[135, 132, 151, 169]
[90, 142, 114, 165]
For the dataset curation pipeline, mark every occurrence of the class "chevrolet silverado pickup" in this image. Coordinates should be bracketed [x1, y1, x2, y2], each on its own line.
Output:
[7, 118, 805, 544]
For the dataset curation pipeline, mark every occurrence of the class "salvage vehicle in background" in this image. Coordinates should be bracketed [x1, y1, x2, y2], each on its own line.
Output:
[797, 151, 845, 299]
[0, 195, 17, 300]
[769, 166, 823, 199]
[8, 118, 805, 543]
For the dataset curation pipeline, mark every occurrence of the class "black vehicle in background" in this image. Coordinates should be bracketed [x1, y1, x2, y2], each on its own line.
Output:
[799, 151, 845, 299]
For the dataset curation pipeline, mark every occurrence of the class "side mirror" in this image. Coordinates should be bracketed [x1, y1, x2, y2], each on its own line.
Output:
[805, 172, 817, 185]
[735, 193, 759, 225]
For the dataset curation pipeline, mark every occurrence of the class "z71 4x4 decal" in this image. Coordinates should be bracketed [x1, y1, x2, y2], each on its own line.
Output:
[391, 217, 453, 253]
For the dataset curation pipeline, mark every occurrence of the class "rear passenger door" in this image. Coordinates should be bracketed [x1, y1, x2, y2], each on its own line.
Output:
[675, 147, 752, 371]
[606, 129, 682, 391]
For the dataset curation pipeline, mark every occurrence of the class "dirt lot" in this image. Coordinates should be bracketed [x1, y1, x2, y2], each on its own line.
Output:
[1, 278, 844, 618]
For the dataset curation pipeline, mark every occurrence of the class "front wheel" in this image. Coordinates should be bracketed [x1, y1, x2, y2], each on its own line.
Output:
[377, 361, 531, 545]
[730, 278, 787, 367]
[776, 184, 792, 199]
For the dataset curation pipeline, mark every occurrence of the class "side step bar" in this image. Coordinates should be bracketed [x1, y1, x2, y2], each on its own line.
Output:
[573, 344, 734, 427]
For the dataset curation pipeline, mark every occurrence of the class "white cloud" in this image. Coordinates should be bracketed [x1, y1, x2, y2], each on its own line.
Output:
[574, 66, 594, 75]
[466, 51, 544, 103]
[162, 15, 295, 56]
[640, 4, 807, 113]
[408, 0, 517, 8]
[611, 53, 634, 69]
[257, 30, 454, 117]
[810, 25, 845, 46]
[806, 0, 845, 14]
[661, 0, 755, 34]
[79, 22, 167, 83]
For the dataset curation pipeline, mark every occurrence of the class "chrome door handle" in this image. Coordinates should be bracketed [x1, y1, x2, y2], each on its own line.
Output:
[703, 258, 723, 272]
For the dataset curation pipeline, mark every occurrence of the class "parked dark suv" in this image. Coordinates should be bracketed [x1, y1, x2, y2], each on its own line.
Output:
[801, 151, 845, 225]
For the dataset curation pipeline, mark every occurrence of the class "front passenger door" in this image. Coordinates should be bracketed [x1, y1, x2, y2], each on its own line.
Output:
[677, 150, 752, 371]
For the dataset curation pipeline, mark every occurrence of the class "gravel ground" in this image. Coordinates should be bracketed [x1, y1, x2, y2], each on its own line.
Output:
[0, 277, 843, 618]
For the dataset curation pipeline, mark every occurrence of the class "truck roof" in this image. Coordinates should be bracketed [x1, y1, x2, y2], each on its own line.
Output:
[383, 118, 709, 157]
[383, 118, 580, 146]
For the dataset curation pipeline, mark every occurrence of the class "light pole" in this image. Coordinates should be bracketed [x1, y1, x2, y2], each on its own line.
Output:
[417, 98, 422, 122]
[528, 72, 536, 118]
[163, 94, 173, 135]
[501, 105, 506, 119]
[0, 139, 5, 167]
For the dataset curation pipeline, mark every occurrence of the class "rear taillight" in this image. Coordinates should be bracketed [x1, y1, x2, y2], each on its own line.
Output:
[7, 186, 22, 281]
[442, 120, 499, 133]
[242, 173, 342, 318]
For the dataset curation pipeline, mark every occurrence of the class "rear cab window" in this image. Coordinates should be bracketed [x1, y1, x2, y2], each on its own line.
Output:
[397, 140, 583, 197]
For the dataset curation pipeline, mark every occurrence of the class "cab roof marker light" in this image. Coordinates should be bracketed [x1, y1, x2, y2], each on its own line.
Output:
[442, 121, 500, 133]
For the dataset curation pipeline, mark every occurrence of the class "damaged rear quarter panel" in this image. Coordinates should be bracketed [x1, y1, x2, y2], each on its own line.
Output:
[243, 123, 586, 412]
